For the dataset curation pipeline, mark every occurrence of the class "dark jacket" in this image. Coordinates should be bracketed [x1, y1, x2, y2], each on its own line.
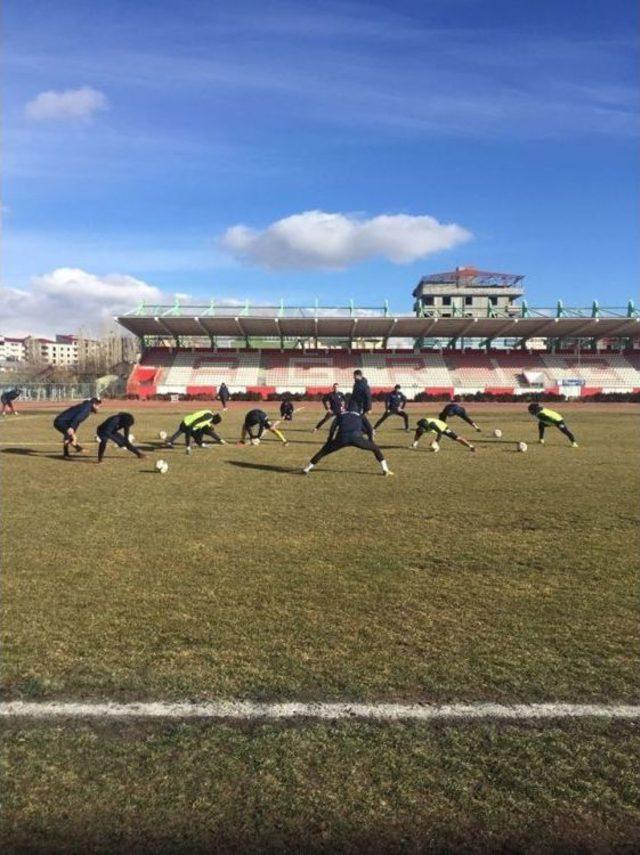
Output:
[350, 377, 372, 414]
[1, 388, 22, 402]
[97, 413, 131, 437]
[218, 384, 230, 402]
[280, 400, 294, 417]
[329, 411, 373, 442]
[54, 400, 95, 431]
[386, 390, 406, 411]
[439, 402, 466, 421]
[322, 391, 346, 415]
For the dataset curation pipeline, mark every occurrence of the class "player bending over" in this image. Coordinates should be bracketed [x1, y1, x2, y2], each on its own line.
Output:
[1, 387, 22, 415]
[439, 396, 481, 432]
[240, 409, 288, 444]
[313, 383, 346, 431]
[303, 406, 392, 476]
[53, 397, 101, 459]
[374, 384, 409, 431]
[279, 397, 295, 421]
[167, 410, 225, 452]
[528, 403, 578, 446]
[411, 417, 476, 452]
[97, 413, 146, 462]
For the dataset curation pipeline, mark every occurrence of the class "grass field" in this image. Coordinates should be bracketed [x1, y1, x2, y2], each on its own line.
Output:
[1, 402, 639, 851]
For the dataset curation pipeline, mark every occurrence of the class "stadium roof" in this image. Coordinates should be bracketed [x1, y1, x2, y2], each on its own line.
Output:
[415, 267, 525, 289]
[116, 305, 640, 340]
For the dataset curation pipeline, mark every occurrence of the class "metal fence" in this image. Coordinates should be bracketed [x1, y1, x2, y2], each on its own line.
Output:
[1, 383, 97, 402]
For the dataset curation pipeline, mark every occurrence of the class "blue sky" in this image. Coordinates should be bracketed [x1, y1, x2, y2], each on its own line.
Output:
[2, 0, 638, 334]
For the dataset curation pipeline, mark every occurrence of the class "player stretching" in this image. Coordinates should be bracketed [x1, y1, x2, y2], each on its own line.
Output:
[97, 413, 145, 462]
[240, 409, 288, 444]
[439, 397, 481, 432]
[53, 397, 101, 459]
[411, 417, 476, 452]
[373, 384, 409, 431]
[166, 410, 225, 452]
[528, 403, 578, 446]
[303, 406, 392, 476]
[279, 397, 295, 421]
[313, 383, 346, 431]
[1, 387, 22, 415]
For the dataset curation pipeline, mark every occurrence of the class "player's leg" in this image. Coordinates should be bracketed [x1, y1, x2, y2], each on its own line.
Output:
[350, 435, 393, 475]
[97, 436, 109, 462]
[461, 412, 481, 432]
[202, 426, 225, 445]
[313, 411, 332, 431]
[557, 421, 577, 446]
[166, 422, 185, 446]
[399, 409, 409, 430]
[267, 425, 288, 444]
[373, 410, 390, 430]
[446, 428, 476, 452]
[303, 438, 342, 472]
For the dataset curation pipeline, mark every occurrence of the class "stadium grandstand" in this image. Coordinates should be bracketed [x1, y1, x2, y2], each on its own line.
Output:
[117, 267, 640, 400]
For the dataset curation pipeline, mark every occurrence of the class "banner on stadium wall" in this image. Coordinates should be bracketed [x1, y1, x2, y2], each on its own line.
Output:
[560, 378, 586, 386]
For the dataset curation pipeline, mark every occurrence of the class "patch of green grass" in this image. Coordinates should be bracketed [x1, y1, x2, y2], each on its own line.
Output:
[2, 720, 639, 852]
[1, 405, 638, 702]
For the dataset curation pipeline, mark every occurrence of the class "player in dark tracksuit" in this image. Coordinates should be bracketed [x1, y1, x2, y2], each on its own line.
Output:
[439, 398, 481, 433]
[97, 413, 145, 463]
[314, 383, 346, 431]
[217, 383, 230, 410]
[411, 417, 476, 452]
[1, 387, 22, 415]
[167, 410, 225, 452]
[280, 398, 295, 421]
[374, 385, 409, 431]
[240, 409, 288, 444]
[303, 407, 393, 475]
[528, 403, 578, 446]
[350, 370, 372, 415]
[53, 397, 101, 458]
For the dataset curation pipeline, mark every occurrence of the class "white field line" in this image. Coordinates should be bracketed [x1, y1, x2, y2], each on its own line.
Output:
[1, 701, 639, 722]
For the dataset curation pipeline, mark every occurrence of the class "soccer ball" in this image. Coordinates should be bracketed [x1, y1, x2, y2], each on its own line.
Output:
[431, 441, 440, 453]
[517, 442, 528, 453]
[158, 430, 167, 441]
[493, 428, 503, 438]
[251, 437, 261, 446]
[155, 459, 169, 473]
[129, 433, 135, 442]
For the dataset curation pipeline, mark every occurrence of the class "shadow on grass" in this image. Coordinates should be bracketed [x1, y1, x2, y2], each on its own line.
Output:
[227, 460, 298, 474]
[0, 448, 98, 462]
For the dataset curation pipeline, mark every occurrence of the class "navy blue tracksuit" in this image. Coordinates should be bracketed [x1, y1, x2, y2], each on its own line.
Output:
[374, 390, 409, 430]
[280, 400, 295, 420]
[350, 378, 372, 414]
[315, 391, 346, 429]
[97, 414, 140, 461]
[439, 402, 476, 427]
[53, 400, 95, 434]
[310, 411, 383, 464]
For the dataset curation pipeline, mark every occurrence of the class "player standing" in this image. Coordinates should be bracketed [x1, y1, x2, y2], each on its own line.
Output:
[303, 405, 393, 476]
[313, 383, 346, 431]
[411, 417, 476, 452]
[53, 397, 102, 459]
[97, 413, 146, 462]
[216, 382, 230, 410]
[373, 384, 409, 431]
[528, 403, 578, 446]
[350, 369, 372, 415]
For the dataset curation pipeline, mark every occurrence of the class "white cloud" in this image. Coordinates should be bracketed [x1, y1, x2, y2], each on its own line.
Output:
[219, 210, 472, 270]
[1, 268, 162, 337]
[25, 87, 108, 122]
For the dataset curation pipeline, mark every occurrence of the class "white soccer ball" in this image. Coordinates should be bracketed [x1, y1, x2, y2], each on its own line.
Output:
[493, 428, 503, 438]
[158, 430, 167, 441]
[517, 441, 528, 453]
[160, 462, 169, 474]
[129, 433, 135, 442]
[155, 459, 167, 471]
[431, 441, 440, 453]
[251, 437, 261, 446]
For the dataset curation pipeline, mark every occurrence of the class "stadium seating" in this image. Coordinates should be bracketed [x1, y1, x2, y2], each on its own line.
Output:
[126, 348, 640, 397]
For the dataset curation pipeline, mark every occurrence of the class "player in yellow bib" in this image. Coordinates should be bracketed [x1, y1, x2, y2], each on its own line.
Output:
[411, 417, 476, 451]
[528, 403, 578, 446]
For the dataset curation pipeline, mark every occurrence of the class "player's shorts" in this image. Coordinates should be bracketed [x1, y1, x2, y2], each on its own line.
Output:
[53, 417, 72, 434]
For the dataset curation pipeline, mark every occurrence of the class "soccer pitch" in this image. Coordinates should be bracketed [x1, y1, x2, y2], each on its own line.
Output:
[1, 403, 639, 850]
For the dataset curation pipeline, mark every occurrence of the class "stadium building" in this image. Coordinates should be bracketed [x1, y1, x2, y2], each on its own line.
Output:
[117, 266, 640, 400]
